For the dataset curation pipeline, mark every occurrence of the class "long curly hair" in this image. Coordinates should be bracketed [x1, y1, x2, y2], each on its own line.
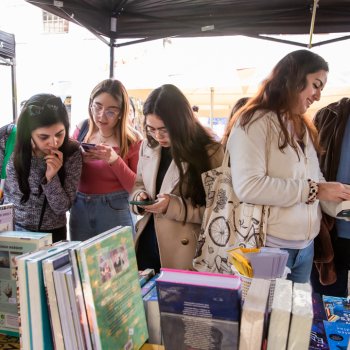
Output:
[225, 49, 329, 155]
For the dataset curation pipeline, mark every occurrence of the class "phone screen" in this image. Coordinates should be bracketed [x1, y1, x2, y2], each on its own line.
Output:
[129, 200, 157, 206]
[80, 143, 96, 151]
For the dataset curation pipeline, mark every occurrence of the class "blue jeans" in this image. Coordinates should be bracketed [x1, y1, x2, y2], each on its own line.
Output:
[281, 241, 314, 283]
[69, 190, 135, 241]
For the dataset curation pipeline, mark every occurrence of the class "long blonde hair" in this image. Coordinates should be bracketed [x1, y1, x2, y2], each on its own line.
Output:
[85, 79, 140, 158]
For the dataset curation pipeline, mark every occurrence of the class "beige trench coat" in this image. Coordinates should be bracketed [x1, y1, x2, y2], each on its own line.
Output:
[130, 141, 224, 270]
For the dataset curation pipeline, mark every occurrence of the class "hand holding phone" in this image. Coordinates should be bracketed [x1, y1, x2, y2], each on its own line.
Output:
[129, 199, 157, 206]
[80, 142, 96, 152]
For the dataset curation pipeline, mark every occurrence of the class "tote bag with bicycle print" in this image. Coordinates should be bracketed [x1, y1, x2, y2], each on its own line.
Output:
[193, 132, 270, 274]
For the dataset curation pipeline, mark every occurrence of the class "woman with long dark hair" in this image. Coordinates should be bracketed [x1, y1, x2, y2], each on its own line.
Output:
[225, 50, 350, 283]
[130, 84, 224, 271]
[1, 93, 82, 241]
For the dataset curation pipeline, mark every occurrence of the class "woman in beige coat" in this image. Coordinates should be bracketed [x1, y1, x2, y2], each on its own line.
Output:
[130, 84, 224, 272]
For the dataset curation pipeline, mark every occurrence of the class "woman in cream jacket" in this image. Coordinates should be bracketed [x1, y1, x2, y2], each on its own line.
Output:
[225, 50, 350, 283]
[130, 84, 223, 271]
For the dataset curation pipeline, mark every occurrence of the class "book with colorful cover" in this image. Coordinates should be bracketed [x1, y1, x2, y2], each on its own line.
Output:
[323, 321, 350, 350]
[0, 231, 52, 337]
[72, 225, 148, 350]
[309, 293, 329, 350]
[156, 268, 241, 350]
[310, 319, 330, 350]
[323, 295, 350, 324]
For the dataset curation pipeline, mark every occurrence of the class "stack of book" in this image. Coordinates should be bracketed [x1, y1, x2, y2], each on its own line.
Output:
[263, 279, 313, 350]
[0, 230, 52, 337]
[14, 225, 148, 350]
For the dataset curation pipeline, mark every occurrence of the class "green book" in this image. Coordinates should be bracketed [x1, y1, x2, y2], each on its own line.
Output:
[72, 226, 148, 350]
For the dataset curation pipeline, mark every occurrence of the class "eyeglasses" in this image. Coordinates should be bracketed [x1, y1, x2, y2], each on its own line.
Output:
[145, 125, 168, 137]
[91, 103, 121, 119]
[26, 103, 60, 116]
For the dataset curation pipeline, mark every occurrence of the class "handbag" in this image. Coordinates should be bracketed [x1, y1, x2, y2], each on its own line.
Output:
[193, 142, 269, 274]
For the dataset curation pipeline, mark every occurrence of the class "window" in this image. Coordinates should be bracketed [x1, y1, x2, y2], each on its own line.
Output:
[42, 11, 69, 33]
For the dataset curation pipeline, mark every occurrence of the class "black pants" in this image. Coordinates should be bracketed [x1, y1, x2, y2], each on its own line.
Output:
[311, 236, 350, 297]
[136, 216, 161, 273]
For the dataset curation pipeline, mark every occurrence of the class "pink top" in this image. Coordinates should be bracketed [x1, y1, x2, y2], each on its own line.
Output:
[73, 127, 141, 194]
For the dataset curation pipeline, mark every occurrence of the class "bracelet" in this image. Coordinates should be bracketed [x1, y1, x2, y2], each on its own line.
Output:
[306, 179, 319, 204]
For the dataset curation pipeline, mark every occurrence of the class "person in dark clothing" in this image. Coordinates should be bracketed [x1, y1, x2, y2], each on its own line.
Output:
[311, 97, 350, 297]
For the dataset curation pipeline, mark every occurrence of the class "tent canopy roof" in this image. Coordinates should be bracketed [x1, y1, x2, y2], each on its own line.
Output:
[25, 1, 350, 47]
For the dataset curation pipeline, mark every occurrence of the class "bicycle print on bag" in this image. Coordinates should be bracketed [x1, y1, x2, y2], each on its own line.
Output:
[193, 154, 268, 274]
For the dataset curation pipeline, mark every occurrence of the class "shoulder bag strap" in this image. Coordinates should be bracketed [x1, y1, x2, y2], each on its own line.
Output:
[77, 119, 89, 142]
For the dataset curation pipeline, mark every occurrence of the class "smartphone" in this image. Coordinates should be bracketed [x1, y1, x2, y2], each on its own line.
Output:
[129, 199, 157, 206]
[80, 142, 96, 152]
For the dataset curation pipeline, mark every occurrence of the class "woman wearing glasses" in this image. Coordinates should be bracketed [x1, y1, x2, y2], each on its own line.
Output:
[1, 93, 82, 242]
[130, 84, 224, 271]
[70, 79, 142, 241]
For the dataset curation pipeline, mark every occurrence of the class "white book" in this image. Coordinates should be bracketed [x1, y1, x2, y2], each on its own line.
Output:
[287, 282, 313, 350]
[42, 247, 80, 350]
[65, 268, 86, 350]
[53, 264, 79, 350]
[267, 278, 292, 350]
[239, 278, 271, 350]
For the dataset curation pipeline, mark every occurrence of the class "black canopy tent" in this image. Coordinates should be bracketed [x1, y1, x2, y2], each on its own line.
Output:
[25, 0, 350, 77]
[0, 30, 17, 122]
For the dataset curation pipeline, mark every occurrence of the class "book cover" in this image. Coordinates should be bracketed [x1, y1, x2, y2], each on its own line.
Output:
[323, 295, 350, 323]
[0, 231, 51, 337]
[239, 278, 271, 350]
[143, 286, 162, 345]
[309, 319, 329, 350]
[323, 321, 350, 350]
[156, 268, 241, 350]
[287, 282, 313, 350]
[74, 225, 148, 350]
[156, 269, 241, 322]
[0, 203, 14, 232]
[267, 278, 292, 350]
